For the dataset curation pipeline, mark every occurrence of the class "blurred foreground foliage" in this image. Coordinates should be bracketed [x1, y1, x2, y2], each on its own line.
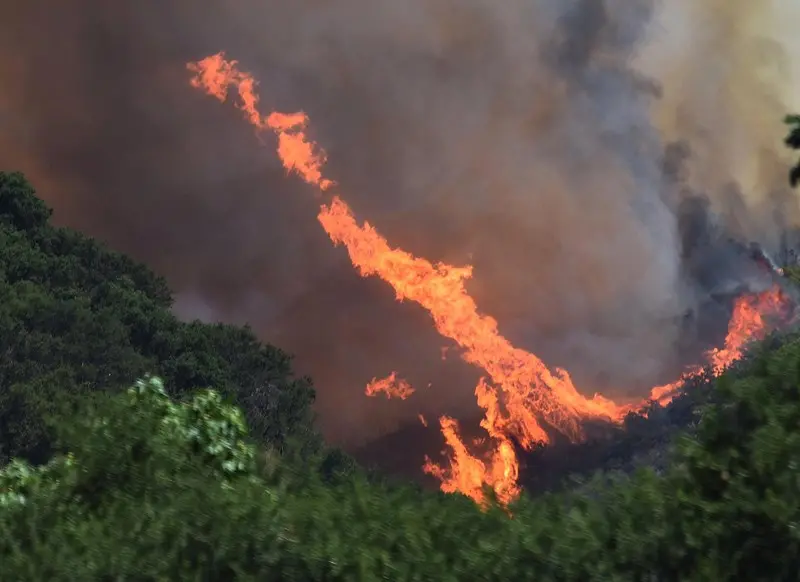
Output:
[2, 342, 800, 580]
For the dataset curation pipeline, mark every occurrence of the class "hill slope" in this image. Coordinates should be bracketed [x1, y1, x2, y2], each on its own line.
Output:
[2, 167, 800, 577]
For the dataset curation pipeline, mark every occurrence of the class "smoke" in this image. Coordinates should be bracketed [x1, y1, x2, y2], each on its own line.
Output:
[641, 0, 800, 250]
[0, 0, 797, 446]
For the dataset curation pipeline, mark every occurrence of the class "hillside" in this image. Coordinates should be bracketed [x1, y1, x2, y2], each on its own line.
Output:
[2, 166, 800, 578]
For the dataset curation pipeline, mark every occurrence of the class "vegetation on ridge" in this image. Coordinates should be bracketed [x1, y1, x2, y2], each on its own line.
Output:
[2, 338, 800, 579]
[0, 116, 800, 579]
[0, 171, 346, 472]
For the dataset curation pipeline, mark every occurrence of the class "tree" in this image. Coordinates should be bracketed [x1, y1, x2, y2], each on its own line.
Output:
[0, 172, 319, 465]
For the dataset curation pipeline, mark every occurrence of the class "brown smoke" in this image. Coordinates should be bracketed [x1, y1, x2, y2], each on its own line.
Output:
[641, 0, 800, 246]
[0, 0, 797, 447]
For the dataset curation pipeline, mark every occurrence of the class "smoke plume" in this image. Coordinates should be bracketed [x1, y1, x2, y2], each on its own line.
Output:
[0, 0, 797, 446]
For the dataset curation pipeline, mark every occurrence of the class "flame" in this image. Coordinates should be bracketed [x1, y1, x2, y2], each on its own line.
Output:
[187, 53, 792, 506]
[648, 286, 787, 406]
[706, 286, 786, 373]
[188, 54, 334, 191]
[422, 378, 522, 505]
[365, 372, 415, 400]
[423, 414, 520, 506]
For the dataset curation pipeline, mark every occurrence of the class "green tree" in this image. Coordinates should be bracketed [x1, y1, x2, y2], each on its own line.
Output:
[0, 171, 318, 465]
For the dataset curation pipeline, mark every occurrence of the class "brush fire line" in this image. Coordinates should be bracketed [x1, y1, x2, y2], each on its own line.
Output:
[188, 52, 792, 506]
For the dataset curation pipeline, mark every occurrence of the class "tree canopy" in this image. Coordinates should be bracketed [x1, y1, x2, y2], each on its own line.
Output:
[2, 114, 800, 580]
[0, 171, 319, 465]
[2, 332, 800, 580]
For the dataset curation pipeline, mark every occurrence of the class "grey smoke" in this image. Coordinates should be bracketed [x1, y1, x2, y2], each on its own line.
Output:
[0, 0, 795, 447]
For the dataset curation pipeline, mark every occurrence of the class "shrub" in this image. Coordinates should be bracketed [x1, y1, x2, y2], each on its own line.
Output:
[2, 343, 799, 581]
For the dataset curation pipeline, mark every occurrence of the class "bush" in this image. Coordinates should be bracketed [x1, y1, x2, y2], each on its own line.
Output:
[3, 337, 800, 581]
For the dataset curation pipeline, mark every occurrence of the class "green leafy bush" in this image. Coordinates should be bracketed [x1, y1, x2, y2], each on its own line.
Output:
[786, 114, 800, 187]
[2, 345, 800, 580]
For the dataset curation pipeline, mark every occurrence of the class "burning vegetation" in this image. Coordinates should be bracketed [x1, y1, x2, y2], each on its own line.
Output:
[187, 53, 795, 506]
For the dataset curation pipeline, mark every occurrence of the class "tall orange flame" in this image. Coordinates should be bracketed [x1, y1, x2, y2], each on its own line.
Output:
[187, 53, 790, 506]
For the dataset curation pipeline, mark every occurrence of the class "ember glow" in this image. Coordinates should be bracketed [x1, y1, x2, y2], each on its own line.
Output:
[188, 53, 791, 506]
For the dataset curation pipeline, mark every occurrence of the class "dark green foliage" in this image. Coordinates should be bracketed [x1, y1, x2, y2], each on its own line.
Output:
[667, 341, 800, 579]
[3, 344, 800, 580]
[0, 172, 52, 231]
[0, 172, 318, 464]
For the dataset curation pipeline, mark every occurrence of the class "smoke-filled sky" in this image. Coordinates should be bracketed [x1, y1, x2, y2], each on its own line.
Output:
[1, 0, 798, 446]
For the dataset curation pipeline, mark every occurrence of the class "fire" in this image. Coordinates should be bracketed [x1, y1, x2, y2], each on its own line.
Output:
[365, 372, 415, 400]
[648, 286, 787, 406]
[422, 378, 522, 505]
[188, 55, 334, 191]
[423, 414, 520, 506]
[707, 286, 786, 373]
[187, 52, 792, 506]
